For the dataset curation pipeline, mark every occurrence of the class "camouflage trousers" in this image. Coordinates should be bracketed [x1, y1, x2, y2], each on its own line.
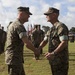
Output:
[8, 64, 25, 75]
[49, 61, 69, 75]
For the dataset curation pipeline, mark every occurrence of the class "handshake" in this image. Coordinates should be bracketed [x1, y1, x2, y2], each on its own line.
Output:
[26, 43, 55, 60]
[34, 47, 41, 58]
[34, 47, 55, 60]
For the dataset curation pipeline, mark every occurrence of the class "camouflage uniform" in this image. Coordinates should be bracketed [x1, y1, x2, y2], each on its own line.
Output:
[0, 29, 3, 54]
[31, 29, 44, 59]
[5, 19, 26, 75]
[46, 22, 69, 75]
[0, 29, 6, 54]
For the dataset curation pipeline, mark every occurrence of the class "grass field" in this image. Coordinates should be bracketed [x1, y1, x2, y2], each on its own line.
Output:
[0, 41, 75, 75]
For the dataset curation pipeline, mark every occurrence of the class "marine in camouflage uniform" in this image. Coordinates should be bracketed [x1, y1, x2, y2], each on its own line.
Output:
[5, 19, 26, 75]
[48, 22, 69, 75]
[31, 25, 44, 60]
[5, 7, 38, 75]
[0, 28, 3, 54]
[38, 7, 69, 75]
[0, 27, 6, 54]
[0, 28, 4, 54]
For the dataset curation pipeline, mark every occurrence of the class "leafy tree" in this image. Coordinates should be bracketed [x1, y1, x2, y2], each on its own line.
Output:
[42, 26, 50, 34]
[69, 27, 75, 33]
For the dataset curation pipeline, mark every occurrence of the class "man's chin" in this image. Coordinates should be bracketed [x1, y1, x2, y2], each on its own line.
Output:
[47, 20, 51, 22]
[47, 20, 49, 22]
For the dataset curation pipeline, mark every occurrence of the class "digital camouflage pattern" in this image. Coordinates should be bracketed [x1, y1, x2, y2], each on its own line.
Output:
[47, 22, 69, 75]
[5, 19, 26, 65]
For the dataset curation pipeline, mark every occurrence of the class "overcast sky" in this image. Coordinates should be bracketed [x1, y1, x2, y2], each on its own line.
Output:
[0, 0, 75, 31]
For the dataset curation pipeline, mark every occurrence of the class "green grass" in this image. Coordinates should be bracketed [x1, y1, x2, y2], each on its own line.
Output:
[0, 41, 75, 75]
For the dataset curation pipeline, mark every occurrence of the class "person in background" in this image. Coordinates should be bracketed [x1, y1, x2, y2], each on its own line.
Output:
[38, 7, 69, 75]
[31, 25, 44, 60]
[0, 24, 2, 29]
[0, 26, 6, 54]
[37, 25, 44, 54]
[5, 6, 39, 75]
[0, 26, 3, 54]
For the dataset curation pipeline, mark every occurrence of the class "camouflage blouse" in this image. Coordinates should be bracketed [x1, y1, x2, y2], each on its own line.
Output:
[46, 22, 69, 65]
[5, 19, 27, 65]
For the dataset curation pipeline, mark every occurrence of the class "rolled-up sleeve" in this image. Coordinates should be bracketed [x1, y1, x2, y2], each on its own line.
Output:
[44, 30, 50, 41]
[19, 32, 27, 39]
[16, 25, 27, 39]
[59, 35, 68, 41]
[57, 24, 69, 42]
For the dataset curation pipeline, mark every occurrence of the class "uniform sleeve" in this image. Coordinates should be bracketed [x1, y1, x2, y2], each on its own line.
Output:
[57, 24, 69, 41]
[59, 35, 68, 41]
[16, 25, 27, 39]
[44, 30, 50, 41]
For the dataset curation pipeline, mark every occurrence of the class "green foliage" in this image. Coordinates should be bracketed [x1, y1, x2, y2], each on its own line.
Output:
[0, 42, 75, 75]
[69, 27, 75, 33]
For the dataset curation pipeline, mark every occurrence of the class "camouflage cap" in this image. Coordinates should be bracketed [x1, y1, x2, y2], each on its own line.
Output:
[44, 7, 59, 15]
[17, 6, 32, 15]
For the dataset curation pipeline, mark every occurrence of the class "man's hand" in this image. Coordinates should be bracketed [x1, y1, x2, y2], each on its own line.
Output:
[34, 48, 40, 57]
[45, 52, 55, 60]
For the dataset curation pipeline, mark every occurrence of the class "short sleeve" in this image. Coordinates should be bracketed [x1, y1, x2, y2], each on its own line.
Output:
[16, 25, 27, 39]
[57, 24, 69, 41]
[57, 24, 68, 35]
[59, 35, 68, 41]
[44, 29, 50, 41]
